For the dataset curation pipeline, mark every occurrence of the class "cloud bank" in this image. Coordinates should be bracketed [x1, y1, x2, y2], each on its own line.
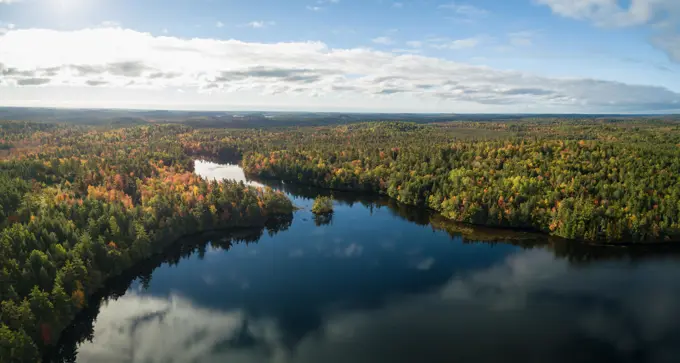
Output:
[535, 0, 680, 27]
[1, 27, 679, 112]
[536, 0, 680, 64]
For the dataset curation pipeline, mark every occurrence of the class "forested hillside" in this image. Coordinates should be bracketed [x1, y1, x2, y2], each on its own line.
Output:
[0, 122, 292, 362]
[225, 121, 680, 243]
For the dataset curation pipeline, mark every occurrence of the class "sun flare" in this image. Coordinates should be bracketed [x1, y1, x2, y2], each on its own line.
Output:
[51, 0, 85, 13]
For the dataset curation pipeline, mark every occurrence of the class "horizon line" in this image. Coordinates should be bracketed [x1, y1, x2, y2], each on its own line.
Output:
[1, 105, 679, 117]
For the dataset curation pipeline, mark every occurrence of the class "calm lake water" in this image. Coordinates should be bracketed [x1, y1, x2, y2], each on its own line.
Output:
[48, 161, 680, 363]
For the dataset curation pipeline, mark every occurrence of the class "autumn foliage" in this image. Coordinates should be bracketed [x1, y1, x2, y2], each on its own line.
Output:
[234, 121, 680, 243]
[0, 122, 293, 362]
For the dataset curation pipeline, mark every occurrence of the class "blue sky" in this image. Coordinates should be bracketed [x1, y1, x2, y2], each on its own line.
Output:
[1, 0, 680, 112]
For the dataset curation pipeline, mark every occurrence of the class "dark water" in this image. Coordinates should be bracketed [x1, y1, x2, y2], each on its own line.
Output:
[48, 161, 680, 363]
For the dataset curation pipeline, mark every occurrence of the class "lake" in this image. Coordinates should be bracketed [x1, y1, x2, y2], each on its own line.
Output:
[46, 161, 680, 363]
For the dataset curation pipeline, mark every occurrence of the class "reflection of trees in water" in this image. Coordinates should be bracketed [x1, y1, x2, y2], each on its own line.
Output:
[43, 214, 293, 363]
[549, 239, 680, 264]
[186, 149, 243, 167]
[260, 177, 680, 264]
[257, 178, 431, 222]
[430, 215, 680, 264]
[313, 213, 333, 226]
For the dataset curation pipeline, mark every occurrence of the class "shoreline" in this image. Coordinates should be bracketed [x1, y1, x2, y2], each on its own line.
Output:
[41, 217, 291, 363]
[247, 173, 679, 246]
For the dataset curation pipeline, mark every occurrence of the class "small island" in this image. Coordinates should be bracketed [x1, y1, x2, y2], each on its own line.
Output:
[311, 196, 334, 215]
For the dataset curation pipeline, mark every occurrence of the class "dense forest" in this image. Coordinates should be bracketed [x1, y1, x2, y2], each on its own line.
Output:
[236, 121, 680, 242]
[150, 119, 680, 243]
[3, 117, 680, 361]
[188, 120, 680, 243]
[0, 121, 293, 362]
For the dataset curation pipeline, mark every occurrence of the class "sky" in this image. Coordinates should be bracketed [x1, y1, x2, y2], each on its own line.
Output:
[1, 0, 680, 113]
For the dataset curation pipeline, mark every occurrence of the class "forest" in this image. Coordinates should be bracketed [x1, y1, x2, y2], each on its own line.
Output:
[0, 121, 293, 362]
[3, 117, 680, 361]
[224, 120, 680, 243]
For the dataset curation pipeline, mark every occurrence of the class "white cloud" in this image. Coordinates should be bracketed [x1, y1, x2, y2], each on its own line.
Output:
[244, 21, 276, 29]
[372, 36, 394, 45]
[429, 36, 481, 50]
[652, 34, 680, 63]
[391, 48, 421, 54]
[406, 40, 422, 48]
[392, 2, 403, 8]
[0, 22, 15, 35]
[440, 2, 488, 15]
[0, 27, 679, 112]
[0, 0, 21, 3]
[534, 0, 670, 27]
[307, 0, 339, 11]
[447, 37, 480, 49]
[216, 21, 224, 28]
[535, 0, 680, 63]
[440, 2, 489, 22]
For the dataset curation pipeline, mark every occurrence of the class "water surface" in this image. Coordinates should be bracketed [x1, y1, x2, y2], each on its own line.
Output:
[49, 162, 680, 363]
[193, 160, 265, 187]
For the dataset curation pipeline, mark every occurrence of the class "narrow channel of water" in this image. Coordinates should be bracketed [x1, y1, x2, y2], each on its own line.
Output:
[47, 161, 680, 363]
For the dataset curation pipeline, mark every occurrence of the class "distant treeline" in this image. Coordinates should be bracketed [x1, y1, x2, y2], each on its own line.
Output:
[1, 106, 678, 128]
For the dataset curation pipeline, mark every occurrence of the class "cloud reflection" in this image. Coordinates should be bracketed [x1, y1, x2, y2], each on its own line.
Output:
[415, 257, 435, 270]
[335, 243, 363, 258]
[76, 249, 680, 363]
[193, 160, 264, 187]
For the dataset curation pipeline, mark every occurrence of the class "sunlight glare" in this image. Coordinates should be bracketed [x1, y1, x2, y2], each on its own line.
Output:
[51, 0, 87, 15]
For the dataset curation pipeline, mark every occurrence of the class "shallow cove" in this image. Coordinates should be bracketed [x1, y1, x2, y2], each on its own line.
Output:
[46, 161, 680, 363]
